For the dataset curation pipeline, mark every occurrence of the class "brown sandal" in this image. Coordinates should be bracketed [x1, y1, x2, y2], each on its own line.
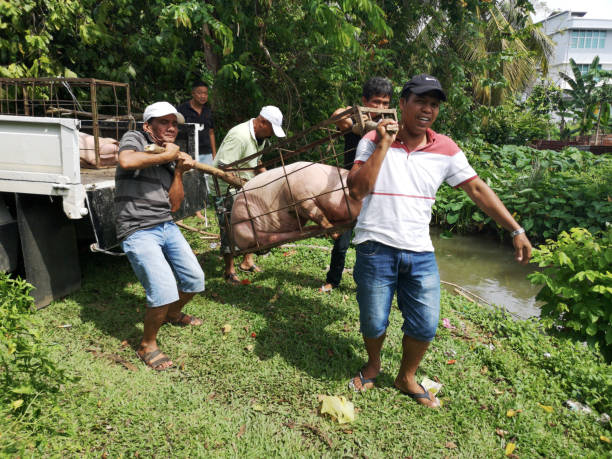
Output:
[224, 272, 241, 285]
[138, 349, 173, 371]
[164, 312, 203, 326]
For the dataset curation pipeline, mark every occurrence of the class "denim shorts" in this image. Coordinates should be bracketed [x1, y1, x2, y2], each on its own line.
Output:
[353, 240, 440, 342]
[121, 221, 205, 307]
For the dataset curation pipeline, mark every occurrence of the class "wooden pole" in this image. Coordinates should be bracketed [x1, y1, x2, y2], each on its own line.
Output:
[143, 144, 246, 188]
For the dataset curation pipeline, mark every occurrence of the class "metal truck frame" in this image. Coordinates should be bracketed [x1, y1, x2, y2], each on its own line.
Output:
[0, 78, 206, 307]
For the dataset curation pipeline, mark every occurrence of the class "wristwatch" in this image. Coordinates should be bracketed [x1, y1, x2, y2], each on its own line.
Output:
[510, 227, 525, 238]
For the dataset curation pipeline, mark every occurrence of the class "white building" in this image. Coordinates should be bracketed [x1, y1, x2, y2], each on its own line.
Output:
[538, 11, 612, 88]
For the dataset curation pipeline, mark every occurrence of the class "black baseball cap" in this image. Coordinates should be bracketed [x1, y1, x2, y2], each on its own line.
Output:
[401, 74, 447, 101]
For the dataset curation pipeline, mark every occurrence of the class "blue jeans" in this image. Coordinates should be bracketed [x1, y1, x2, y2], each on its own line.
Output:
[353, 241, 440, 342]
[121, 222, 205, 307]
[326, 228, 352, 287]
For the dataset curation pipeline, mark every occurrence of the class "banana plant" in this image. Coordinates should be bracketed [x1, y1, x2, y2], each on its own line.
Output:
[559, 57, 612, 137]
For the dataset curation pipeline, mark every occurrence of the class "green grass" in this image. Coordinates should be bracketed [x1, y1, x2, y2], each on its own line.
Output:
[2, 208, 611, 457]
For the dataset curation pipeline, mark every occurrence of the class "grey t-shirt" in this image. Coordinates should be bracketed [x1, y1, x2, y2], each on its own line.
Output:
[114, 130, 176, 240]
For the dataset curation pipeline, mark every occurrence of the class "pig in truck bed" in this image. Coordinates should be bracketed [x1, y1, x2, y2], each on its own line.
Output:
[0, 78, 207, 307]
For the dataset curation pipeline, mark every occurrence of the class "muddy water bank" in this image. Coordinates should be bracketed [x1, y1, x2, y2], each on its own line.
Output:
[431, 228, 541, 319]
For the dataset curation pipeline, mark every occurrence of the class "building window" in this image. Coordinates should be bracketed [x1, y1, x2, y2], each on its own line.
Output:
[577, 63, 603, 75]
[571, 30, 606, 48]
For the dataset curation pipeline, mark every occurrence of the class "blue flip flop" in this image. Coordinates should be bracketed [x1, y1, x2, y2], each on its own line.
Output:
[348, 371, 376, 392]
[397, 383, 440, 407]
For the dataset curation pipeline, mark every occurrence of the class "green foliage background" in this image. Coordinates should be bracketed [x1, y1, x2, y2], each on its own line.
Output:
[1, 0, 544, 138]
[433, 144, 612, 243]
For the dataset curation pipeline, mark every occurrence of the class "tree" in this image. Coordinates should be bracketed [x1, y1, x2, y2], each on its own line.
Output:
[0, 0, 555, 142]
[455, 0, 553, 106]
[559, 57, 612, 137]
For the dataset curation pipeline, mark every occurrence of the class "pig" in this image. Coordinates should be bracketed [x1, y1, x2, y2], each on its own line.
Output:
[230, 161, 362, 250]
[79, 132, 119, 166]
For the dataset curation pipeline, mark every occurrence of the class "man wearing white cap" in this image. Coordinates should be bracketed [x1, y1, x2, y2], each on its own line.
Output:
[115, 101, 205, 371]
[212, 105, 286, 284]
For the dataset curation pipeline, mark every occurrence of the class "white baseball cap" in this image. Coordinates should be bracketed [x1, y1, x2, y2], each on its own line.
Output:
[143, 101, 185, 124]
[259, 105, 285, 137]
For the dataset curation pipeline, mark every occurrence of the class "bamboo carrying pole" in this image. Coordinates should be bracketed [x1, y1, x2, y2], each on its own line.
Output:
[144, 144, 246, 188]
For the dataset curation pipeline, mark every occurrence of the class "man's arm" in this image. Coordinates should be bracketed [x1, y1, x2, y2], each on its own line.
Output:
[118, 143, 180, 170]
[210, 128, 217, 159]
[168, 152, 196, 212]
[255, 161, 266, 175]
[459, 177, 532, 264]
[332, 106, 353, 132]
[347, 119, 397, 200]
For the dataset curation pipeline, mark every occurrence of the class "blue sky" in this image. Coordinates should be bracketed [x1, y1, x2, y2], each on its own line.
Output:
[531, 0, 612, 22]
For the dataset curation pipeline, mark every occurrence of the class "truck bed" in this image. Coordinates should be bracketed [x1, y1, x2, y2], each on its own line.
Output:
[81, 167, 116, 187]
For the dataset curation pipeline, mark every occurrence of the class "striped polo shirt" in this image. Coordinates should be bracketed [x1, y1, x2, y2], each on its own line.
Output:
[114, 130, 176, 241]
[353, 128, 477, 252]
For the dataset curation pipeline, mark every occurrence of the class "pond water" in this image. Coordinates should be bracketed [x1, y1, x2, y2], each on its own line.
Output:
[430, 228, 541, 319]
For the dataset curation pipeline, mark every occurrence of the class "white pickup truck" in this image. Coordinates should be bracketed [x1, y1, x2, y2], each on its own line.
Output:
[0, 113, 206, 307]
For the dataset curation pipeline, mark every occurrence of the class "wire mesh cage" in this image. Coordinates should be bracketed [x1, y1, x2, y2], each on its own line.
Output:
[0, 77, 133, 169]
[213, 106, 398, 255]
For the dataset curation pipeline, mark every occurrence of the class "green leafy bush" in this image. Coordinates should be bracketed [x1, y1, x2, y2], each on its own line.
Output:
[476, 97, 558, 145]
[0, 273, 70, 413]
[528, 228, 612, 360]
[433, 142, 612, 242]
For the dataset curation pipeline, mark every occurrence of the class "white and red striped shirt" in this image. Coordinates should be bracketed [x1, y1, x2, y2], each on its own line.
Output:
[353, 128, 477, 251]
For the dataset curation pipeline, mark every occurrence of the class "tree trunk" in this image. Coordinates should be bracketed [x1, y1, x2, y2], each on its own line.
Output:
[594, 102, 602, 145]
[202, 22, 220, 74]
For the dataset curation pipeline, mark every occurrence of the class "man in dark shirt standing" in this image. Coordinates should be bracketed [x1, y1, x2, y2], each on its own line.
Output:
[177, 81, 216, 219]
[319, 77, 393, 293]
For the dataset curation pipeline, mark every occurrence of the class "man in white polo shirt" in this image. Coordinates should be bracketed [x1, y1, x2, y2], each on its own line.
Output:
[212, 106, 286, 284]
[346, 74, 532, 407]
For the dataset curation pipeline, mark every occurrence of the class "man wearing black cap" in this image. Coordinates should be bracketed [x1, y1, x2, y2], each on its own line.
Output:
[346, 74, 532, 407]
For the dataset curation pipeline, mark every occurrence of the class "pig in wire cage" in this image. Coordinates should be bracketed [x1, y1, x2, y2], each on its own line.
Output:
[0, 77, 134, 169]
[213, 106, 398, 256]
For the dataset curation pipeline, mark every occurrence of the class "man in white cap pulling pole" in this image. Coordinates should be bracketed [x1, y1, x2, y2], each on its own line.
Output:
[115, 101, 206, 371]
[212, 105, 286, 284]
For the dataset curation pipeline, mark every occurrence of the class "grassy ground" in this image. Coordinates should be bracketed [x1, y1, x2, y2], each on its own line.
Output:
[2, 208, 611, 457]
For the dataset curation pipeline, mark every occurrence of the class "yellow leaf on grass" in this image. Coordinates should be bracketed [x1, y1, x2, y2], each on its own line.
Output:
[221, 324, 232, 334]
[320, 395, 355, 424]
[538, 403, 554, 413]
[11, 399, 23, 410]
[506, 409, 518, 417]
[601, 435, 611, 444]
[505, 442, 516, 455]
[252, 404, 264, 412]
